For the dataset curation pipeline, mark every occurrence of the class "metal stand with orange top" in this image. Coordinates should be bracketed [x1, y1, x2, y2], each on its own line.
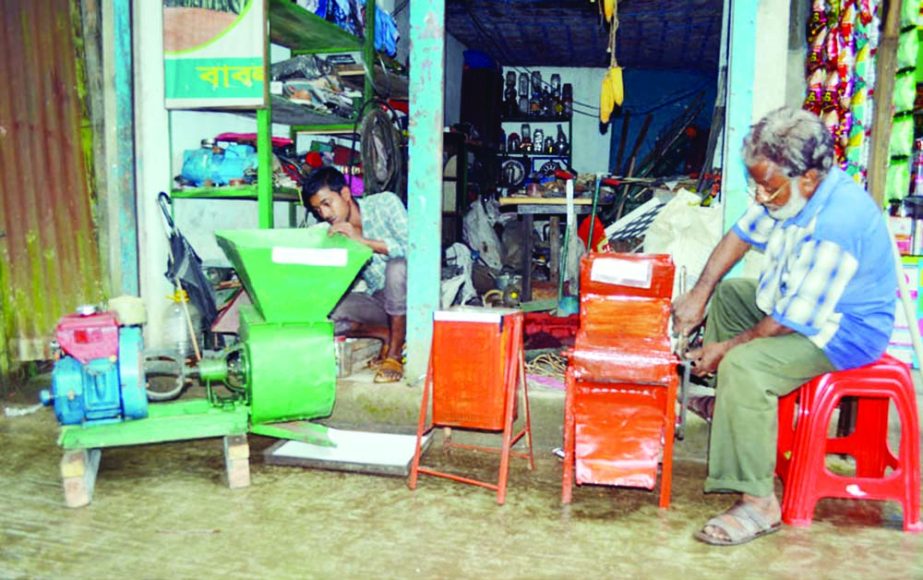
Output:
[409, 307, 534, 505]
[562, 253, 679, 508]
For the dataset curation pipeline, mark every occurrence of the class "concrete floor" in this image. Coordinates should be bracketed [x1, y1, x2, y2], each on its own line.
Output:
[2, 369, 922, 579]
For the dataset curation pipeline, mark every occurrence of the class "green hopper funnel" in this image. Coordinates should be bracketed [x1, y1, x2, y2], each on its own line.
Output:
[216, 226, 372, 323]
[210, 226, 373, 438]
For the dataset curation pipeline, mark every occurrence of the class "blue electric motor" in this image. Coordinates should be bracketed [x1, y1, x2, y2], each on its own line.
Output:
[40, 323, 148, 426]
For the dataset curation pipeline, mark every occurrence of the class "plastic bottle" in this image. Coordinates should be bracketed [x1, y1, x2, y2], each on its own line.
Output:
[562, 83, 573, 117]
[518, 72, 530, 115]
[504, 71, 518, 116]
[556, 124, 569, 155]
[912, 138, 923, 195]
[163, 289, 201, 361]
[532, 129, 544, 153]
[199, 138, 216, 186]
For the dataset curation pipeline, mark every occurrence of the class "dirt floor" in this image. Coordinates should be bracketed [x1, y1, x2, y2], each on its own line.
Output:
[1, 373, 922, 579]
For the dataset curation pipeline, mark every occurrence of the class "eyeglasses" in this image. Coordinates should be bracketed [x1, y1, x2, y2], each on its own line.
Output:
[747, 178, 790, 204]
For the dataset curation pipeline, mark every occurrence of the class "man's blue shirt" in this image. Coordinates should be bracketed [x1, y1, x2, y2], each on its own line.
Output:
[733, 167, 896, 369]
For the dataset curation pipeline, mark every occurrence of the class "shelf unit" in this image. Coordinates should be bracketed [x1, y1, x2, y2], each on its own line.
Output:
[499, 114, 572, 189]
[170, 0, 380, 228]
[442, 132, 499, 245]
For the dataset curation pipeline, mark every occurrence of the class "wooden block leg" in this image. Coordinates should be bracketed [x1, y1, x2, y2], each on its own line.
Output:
[223, 435, 251, 490]
[61, 448, 101, 508]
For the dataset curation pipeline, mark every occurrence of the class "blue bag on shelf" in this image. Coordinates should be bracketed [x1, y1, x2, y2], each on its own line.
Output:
[214, 143, 258, 185]
[181, 143, 257, 187]
[180, 147, 216, 187]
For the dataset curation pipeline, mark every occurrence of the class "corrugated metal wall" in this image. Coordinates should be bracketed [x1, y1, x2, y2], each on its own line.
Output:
[0, 0, 104, 372]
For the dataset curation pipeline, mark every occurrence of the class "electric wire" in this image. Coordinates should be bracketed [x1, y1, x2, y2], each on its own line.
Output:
[525, 351, 568, 380]
[460, 2, 716, 121]
[462, 1, 603, 116]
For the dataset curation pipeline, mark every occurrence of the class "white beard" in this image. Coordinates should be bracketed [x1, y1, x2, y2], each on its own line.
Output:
[768, 190, 808, 220]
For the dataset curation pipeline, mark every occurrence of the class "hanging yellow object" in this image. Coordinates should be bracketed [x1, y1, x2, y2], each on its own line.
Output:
[609, 65, 623, 106]
[603, 0, 615, 22]
[599, 66, 624, 123]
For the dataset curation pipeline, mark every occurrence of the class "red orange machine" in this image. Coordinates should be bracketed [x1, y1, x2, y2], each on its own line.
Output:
[409, 307, 534, 505]
[562, 253, 679, 508]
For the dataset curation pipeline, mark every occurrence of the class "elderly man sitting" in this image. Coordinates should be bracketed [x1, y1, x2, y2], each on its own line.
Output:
[672, 107, 896, 545]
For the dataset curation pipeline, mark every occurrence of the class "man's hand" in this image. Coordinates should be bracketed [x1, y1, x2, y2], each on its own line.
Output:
[685, 341, 730, 377]
[328, 222, 362, 242]
[672, 289, 708, 337]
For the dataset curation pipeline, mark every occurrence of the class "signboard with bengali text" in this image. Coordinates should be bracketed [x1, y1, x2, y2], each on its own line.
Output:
[163, 0, 266, 108]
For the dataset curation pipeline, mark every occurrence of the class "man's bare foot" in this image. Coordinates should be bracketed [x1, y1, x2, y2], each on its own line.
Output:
[367, 341, 390, 370]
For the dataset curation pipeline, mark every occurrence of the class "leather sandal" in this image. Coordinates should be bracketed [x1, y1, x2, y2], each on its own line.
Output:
[694, 500, 782, 546]
[373, 357, 403, 384]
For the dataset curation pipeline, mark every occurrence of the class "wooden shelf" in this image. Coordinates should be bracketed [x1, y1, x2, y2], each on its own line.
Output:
[499, 152, 569, 159]
[340, 64, 410, 99]
[269, 0, 363, 53]
[234, 95, 358, 130]
[270, 95, 356, 127]
[171, 184, 300, 202]
[501, 114, 572, 123]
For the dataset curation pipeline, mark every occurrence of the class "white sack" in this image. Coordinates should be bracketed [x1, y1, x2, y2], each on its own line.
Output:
[643, 189, 723, 297]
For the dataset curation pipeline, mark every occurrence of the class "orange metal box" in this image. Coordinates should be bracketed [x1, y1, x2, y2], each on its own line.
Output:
[431, 308, 520, 431]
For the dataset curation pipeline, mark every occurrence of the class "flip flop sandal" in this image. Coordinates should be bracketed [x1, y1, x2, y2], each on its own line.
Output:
[694, 501, 782, 546]
[373, 357, 404, 384]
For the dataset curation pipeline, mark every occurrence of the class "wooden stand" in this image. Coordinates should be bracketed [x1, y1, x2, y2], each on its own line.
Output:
[57, 399, 251, 508]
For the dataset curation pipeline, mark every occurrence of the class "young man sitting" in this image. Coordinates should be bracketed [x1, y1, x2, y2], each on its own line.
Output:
[302, 167, 408, 383]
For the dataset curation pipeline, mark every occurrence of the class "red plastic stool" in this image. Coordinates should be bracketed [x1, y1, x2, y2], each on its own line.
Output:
[776, 355, 922, 532]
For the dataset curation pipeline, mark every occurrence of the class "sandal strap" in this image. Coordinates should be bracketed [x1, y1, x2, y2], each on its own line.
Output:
[702, 501, 779, 544]
[373, 357, 404, 383]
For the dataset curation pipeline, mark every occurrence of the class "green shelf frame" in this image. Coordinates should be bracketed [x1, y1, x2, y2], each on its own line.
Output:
[171, 0, 379, 229]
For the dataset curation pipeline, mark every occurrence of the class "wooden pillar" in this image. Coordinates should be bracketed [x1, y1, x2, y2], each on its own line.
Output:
[721, 0, 758, 235]
[99, 0, 139, 295]
[868, 0, 904, 207]
[406, 0, 446, 382]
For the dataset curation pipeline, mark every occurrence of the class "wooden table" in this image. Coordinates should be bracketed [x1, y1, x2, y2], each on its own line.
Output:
[498, 197, 606, 302]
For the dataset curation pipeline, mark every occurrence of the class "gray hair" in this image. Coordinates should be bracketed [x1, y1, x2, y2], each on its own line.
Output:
[742, 107, 834, 179]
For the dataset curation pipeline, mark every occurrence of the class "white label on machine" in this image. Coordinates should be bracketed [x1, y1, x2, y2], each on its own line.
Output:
[434, 306, 517, 323]
[591, 258, 652, 288]
[272, 247, 348, 267]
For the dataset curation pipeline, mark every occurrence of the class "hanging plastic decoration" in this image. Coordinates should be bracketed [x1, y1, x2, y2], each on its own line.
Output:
[803, 0, 883, 184]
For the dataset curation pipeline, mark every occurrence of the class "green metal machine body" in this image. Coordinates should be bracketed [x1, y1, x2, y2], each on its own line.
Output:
[240, 306, 335, 424]
[209, 226, 372, 440]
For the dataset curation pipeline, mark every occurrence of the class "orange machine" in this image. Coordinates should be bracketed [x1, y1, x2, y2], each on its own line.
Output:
[562, 253, 679, 508]
[409, 307, 534, 505]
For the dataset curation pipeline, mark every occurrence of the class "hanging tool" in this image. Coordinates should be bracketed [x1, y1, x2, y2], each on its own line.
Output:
[622, 113, 653, 175]
[614, 110, 632, 176]
[674, 266, 690, 441]
[586, 174, 603, 251]
[556, 179, 579, 316]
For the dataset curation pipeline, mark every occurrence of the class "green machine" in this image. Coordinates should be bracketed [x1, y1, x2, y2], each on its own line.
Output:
[197, 226, 372, 445]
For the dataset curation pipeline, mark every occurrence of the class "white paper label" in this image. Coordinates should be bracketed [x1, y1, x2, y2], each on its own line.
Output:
[272, 247, 347, 267]
[590, 258, 652, 288]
